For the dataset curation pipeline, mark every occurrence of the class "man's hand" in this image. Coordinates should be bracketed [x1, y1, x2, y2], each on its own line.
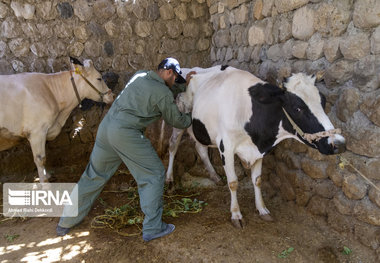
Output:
[186, 71, 196, 85]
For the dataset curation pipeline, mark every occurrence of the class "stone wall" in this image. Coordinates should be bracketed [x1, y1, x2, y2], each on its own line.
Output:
[207, 0, 380, 255]
[1, 0, 379, 256]
[0, 0, 211, 175]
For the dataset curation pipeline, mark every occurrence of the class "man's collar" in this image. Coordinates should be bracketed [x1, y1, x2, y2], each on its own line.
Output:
[148, 70, 165, 85]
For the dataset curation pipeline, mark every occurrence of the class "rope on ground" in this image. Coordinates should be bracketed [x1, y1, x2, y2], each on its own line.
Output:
[339, 156, 380, 193]
[90, 186, 207, 237]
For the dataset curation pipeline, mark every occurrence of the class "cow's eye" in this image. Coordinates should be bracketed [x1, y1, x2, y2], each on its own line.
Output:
[296, 107, 301, 112]
[97, 78, 102, 81]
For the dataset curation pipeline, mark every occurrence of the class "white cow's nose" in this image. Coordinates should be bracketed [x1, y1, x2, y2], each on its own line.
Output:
[333, 136, 346, 154]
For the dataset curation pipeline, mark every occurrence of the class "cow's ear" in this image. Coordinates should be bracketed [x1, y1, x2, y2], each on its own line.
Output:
[69, 57, 84, 71]
[249, 83, 285, 104]
[69, 57, 83, 66]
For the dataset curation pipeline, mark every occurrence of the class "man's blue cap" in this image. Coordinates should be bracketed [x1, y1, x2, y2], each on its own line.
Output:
[158, 57, 186, 83]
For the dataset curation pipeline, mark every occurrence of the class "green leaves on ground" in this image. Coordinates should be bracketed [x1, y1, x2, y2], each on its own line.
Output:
[278, 247, 294, 258]
[5, 234, 19, 242]
[342, 246, 352, 255]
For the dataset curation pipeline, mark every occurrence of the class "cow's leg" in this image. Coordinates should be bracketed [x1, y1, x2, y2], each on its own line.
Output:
[165, 127, 185, 184]
[157, 119, 166, 158]
[221, 146, 245, 228]
[251, 158, 273, 221]
[195, 142, 222, 185]
[29, 133, 50, 183]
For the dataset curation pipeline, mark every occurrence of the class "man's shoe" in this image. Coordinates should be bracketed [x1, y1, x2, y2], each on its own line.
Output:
[56, 225, 71, 236]
[142, 224, 175, 242]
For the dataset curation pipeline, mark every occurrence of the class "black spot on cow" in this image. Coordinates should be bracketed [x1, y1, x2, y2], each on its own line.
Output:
[221, 154, 225, 166]
[219, 140, 224, 153]
[192, 118, 211, 146]
[244, 83, 285, 154]
[70, 57, 83, 66]
[281, 91, 327, 152]
[245, 82, 330, 154]
[319, 92, 326, 110]
[221, 65, 229, 71]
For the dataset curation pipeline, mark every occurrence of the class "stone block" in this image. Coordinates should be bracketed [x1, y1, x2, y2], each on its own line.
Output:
[323, 37, 341, 63]
[292, 41, 308, 58]
[336, 87, 360, 122]
[354, 198, 380, 226]
[360, 91, 380, 127]
[275, 0, 309, 14]
[11, 1, 35, 19]
[262, 0, 274, 17]
[214, 29, 231, 48]
[345, 111, 380, 158]
[371, 26, 380, 54]
[73, 0, 92, 21]
[253, 0, 263, 20]
[314, 2, 350, 37]
[325, 60, 354, 86]
[248, 24, 265, 46]
[369, 183, 380, 208]
[134, 21, 152, 38]
[301, 158, 328, 179]
[306, 33, 324, 60]
[340, 29, 370, 60]
[1, 18, 21, 38]
[343, 174, 368, 200]
[314, 179, 337, 199]
[292, 5, 315, 40]
[353, 0, 380, 28]
[159, 4, 174, 20]
[333, 191, 354, 215]
[234, 4, 248, 24]
[0, 2, 8, 18]
[174, 3, 187, 21]
[189, 2, 206, 18]
[8, 38, 29, 57]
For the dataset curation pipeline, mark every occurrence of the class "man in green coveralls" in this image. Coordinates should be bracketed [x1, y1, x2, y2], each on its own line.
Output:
[57, 58, 192, 241]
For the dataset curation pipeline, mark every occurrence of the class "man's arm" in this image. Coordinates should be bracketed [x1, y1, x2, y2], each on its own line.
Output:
[157, 94, 191, 129]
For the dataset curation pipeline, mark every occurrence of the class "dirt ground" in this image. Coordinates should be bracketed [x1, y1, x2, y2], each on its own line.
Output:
[0, 169, 378, 263]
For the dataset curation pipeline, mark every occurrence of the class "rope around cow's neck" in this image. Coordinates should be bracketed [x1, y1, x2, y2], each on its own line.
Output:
[282, 107, 342, 144]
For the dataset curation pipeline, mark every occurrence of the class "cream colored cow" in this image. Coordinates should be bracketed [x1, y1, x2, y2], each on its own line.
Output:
[0, 58, 115, 182]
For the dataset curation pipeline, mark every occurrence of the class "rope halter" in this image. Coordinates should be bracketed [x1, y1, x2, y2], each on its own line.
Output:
[282, 107, 342, 144]
[70, 67, 109, 108]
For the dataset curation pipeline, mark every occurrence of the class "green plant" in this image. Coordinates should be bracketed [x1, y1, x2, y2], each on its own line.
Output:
[342, 246, 352, 255]
[5, 234, 19, 242]
[278, 247, 294, 258]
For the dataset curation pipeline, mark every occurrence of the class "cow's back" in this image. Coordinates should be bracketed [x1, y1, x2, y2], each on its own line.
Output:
[0, 73, 57, 144]
[190, 67, 263, 142]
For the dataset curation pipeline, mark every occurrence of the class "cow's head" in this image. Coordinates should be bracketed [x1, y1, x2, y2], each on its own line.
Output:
[281, 73, 346, 155]
[70, 57, 115, 104]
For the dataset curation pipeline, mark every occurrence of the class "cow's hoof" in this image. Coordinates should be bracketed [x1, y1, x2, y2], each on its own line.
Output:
[165, 181, 176, 194]
[260, 214, 274, 222]
[231, 218, 246, 228]
[210, 175, 224, 186]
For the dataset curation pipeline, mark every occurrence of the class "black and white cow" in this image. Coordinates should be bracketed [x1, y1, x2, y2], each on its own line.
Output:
[165, 65, 346, 227]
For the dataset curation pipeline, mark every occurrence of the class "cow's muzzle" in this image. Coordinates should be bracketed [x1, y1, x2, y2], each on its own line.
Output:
[332, 137, 346, 154]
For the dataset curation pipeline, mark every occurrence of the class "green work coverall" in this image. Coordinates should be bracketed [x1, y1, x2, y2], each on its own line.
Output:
[59, 70, 191, 236]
